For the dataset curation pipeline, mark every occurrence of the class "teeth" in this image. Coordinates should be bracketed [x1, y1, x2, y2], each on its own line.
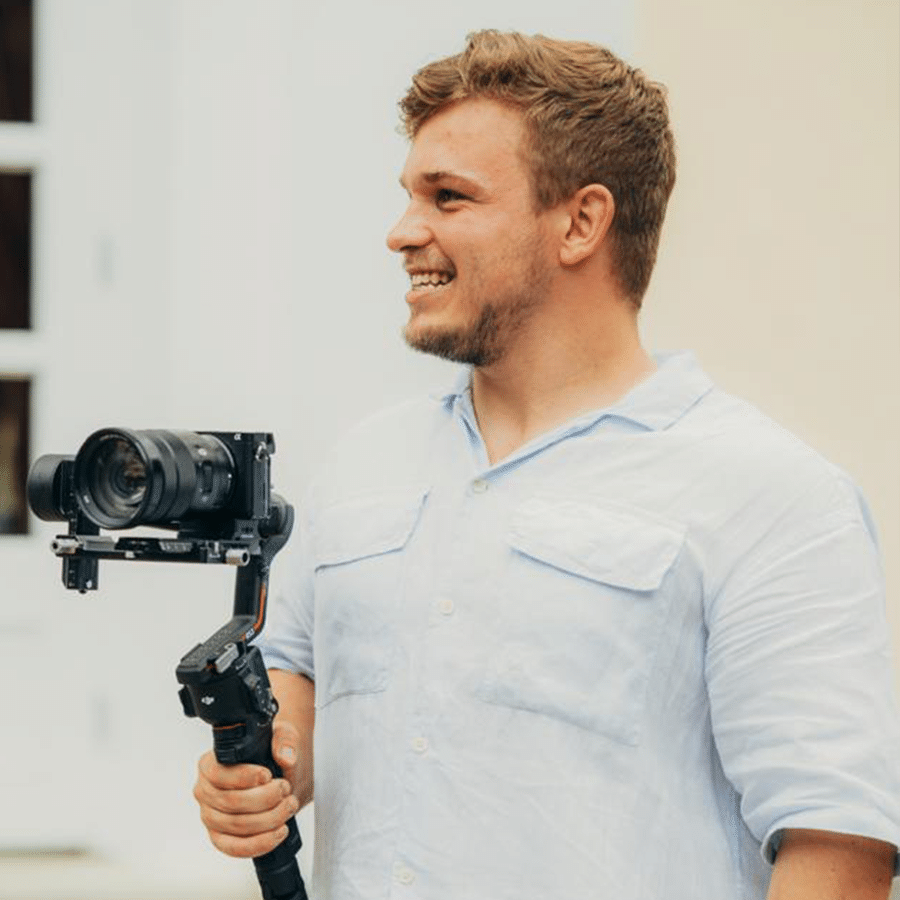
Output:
[410, 272, 453, 287]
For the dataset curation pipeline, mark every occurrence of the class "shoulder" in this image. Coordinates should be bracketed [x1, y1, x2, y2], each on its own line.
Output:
[676, 387, 880, 603]
[684, 386, 863, 515]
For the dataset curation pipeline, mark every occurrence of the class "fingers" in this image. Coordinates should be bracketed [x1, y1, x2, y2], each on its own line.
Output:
[197, 749, 272, 790]
[200, 792, 300, 836]
[194, 751, 290, 814]
[201, 793, 300, 858]
[194, 751, 298, 859]
[208, 821, 293, 859]
[194, 773, 288, 816]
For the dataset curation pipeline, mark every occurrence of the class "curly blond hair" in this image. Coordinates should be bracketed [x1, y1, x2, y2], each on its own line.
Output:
[399, 30, 676, 305]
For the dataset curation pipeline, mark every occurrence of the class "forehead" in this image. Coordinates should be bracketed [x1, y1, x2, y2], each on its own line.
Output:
[401, 97, 530, 191]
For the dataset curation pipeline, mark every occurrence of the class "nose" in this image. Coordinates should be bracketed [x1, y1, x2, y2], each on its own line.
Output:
[386, 202, 431, 253]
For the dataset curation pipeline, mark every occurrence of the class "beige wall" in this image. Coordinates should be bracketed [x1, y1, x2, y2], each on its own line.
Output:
[636, 1, 900, 696]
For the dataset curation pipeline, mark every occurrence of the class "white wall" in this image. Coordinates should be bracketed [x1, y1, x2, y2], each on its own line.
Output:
[1, 0, 178, 852]
[0, 2, 256, 893]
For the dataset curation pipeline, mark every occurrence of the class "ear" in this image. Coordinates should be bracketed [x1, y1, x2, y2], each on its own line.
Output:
[558, 184, 615, 268]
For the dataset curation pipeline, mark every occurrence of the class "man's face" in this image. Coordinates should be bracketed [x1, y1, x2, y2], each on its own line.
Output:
[387, 98, 556, 367]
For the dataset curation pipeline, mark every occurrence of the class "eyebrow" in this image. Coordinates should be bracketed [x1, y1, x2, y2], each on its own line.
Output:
[399, 170, 484, 195]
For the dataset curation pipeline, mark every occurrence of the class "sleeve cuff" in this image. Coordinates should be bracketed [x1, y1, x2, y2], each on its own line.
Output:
[259, 641, 315, 682]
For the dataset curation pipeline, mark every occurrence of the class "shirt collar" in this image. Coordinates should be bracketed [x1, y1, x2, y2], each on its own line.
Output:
[431, 351, 714, 433]
[606, 351, 714, 430]
[430, 365, 473, 406]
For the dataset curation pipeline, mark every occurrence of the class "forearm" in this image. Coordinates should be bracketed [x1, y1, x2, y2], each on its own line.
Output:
[767, 829, 896, 900]
[269, 668, 315, 807]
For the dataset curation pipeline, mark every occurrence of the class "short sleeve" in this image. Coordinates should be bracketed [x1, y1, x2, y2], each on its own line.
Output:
[705, 474, 900, 869]
[257, 499, 315, 681]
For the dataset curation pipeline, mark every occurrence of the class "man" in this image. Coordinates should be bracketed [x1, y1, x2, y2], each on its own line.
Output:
[192, 31, 900, 898]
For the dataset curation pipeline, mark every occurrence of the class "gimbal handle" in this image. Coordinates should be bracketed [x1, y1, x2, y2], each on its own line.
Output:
[176, 498, 308, 900]
[183, 644, 307, 900]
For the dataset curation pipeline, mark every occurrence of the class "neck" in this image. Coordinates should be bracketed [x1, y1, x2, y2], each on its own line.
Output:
[469, 301, 655, 465]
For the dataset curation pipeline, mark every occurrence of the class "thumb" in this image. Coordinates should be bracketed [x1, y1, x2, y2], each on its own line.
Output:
[272, 720, 300, 770]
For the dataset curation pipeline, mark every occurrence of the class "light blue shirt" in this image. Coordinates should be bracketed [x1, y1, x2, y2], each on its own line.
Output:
[261, 352, 900, 899]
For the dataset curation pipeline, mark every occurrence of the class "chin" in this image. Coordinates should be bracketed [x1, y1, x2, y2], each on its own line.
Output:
[403, 313, 454, 350]
[403, 322, 496, 367]
[403, 321, 443, 354]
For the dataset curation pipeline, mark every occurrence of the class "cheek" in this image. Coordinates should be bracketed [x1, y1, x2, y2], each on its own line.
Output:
[447, 219, 538, 292]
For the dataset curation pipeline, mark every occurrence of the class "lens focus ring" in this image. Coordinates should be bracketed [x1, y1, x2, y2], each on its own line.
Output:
[73, 429, 235, 529]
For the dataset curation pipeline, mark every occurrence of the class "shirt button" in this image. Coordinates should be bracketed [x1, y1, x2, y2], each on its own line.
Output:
[437, 597, 455, 616]
[471, 478, 489, 493]
[412, 735, 429, 753]
[394, 864, 415, 885]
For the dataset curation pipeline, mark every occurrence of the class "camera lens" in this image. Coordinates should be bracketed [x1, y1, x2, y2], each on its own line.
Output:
[85, 436, 149, 525]
[73, 429, 235, 529]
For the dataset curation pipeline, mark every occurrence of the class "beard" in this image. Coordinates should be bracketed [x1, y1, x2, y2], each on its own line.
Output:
[403, 253, 552, 367]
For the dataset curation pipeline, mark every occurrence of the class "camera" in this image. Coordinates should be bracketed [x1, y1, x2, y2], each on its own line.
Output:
[30, 428, 262, 531]
[28, 428, 282, 592]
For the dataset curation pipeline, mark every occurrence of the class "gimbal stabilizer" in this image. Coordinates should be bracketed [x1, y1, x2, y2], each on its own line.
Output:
[27, 429, 308, 900]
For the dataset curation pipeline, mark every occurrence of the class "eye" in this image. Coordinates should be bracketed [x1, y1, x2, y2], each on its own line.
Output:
[435, 187, 466, 206]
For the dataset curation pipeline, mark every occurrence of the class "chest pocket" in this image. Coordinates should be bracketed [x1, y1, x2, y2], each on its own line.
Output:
[313, 486, 428, 708]
[475, 497, 685, 745]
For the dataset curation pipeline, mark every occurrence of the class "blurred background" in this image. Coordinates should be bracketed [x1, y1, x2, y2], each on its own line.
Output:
[0, 0, 897, 897]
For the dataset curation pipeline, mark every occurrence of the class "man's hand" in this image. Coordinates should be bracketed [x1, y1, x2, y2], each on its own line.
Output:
[194, 672, 314, 858]
[193, 720, 302, 858]
[768, 828, 897, 900]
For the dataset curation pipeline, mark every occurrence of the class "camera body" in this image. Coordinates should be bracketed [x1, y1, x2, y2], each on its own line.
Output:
[165, 429, 275, 533]
[29, 429, 274, 532]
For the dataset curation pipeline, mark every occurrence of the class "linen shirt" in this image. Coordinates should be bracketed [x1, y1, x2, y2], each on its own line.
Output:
[260, 351, 900, 899]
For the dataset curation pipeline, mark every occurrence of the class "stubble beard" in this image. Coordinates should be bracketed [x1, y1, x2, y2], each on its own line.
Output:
[403, 253, 552, 368]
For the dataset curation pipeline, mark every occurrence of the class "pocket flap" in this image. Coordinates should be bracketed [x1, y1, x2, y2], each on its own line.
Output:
[314, 486, 429, 568]
[509, 497, 685, 591]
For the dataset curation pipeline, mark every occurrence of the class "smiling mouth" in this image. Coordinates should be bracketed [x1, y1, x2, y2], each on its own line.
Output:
[409, 271, 455, 292]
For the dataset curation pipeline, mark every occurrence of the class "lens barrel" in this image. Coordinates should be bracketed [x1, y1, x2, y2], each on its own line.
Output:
[73, 429, 235, 529]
